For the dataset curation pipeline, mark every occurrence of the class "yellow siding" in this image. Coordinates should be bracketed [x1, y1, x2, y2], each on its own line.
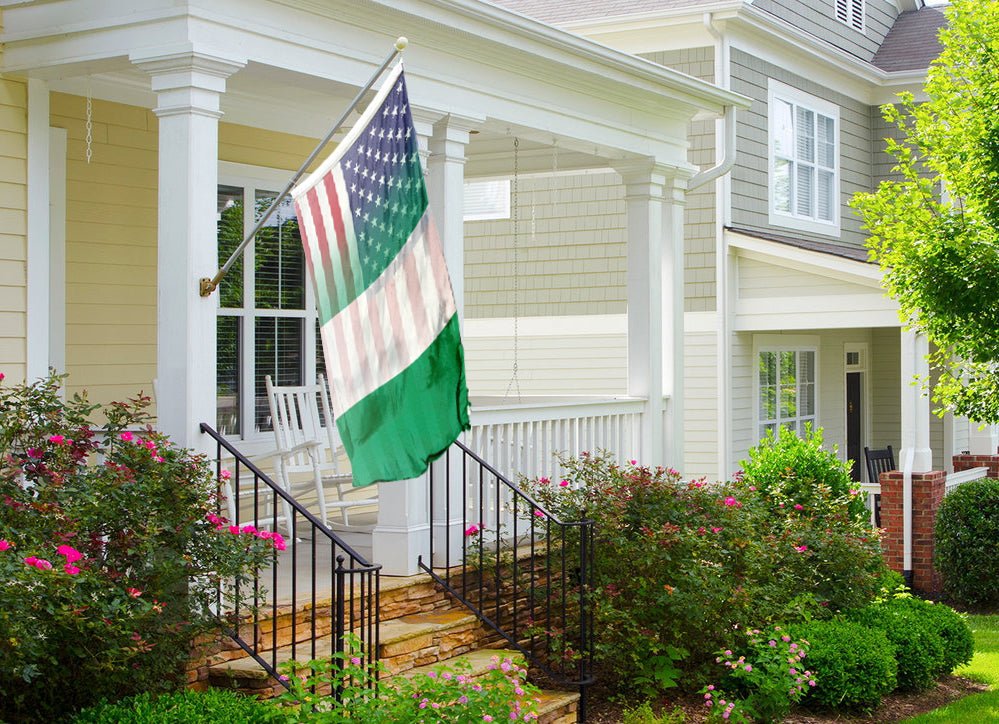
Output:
[51, 92, 158, 406]
[463, 316, 627, 396]
[219, 122, 319, 171]
[684, 331, 719, 480]
[0, 76, 26, 383]
[52, 93, 320, 409]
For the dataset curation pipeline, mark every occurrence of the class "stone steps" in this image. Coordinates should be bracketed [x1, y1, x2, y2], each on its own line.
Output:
[203, 573, 581, 721]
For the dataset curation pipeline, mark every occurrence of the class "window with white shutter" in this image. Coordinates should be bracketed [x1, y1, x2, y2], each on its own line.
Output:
[768, 80, 840, 235]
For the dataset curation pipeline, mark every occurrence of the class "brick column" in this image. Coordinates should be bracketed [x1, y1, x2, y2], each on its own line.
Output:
[879, 469, 946, 594]
[953, 453, 999, 478]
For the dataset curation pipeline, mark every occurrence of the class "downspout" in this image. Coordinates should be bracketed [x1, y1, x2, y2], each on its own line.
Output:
[693, 12, 735, 481]
[688, 103, 737, 190]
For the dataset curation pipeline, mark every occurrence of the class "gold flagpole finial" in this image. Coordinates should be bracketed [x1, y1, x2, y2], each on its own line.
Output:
[395, 36, 408, 51]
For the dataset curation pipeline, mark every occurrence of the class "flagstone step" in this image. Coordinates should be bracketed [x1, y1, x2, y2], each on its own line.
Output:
[396, 647, 525, 680]
[208, 609, 484, 694]
[536, 689, 581, 724]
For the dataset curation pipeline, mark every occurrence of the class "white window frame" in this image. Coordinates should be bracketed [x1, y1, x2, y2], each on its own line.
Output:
[767, 80, 841, 237]
[217, 161, 319, 453]
[835, 0, 866, 33]
[753, 334, 820, 442]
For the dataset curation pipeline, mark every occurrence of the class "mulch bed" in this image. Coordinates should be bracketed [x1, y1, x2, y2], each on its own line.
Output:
[585, 675, 989, 722]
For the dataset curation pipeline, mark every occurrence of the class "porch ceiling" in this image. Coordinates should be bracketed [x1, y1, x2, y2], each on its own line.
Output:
[0, 0, 748, 170]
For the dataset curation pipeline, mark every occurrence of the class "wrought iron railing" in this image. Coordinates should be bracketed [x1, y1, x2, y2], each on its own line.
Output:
[419, 440, 594, 719]
[200, 423, 381, 692]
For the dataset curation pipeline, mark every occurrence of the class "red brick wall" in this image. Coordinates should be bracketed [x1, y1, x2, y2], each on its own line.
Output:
[952, 453, 999, 478]
[879, 469, 946, 594]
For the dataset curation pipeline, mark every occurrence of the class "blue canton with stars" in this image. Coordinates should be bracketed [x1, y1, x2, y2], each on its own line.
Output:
[340, 72, 428, 289]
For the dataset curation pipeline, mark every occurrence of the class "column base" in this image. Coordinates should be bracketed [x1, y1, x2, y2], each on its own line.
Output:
[372, 523, 430, 577]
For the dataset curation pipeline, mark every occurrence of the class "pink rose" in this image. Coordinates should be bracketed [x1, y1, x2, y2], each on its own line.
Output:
[64, 564, 81, 575]
[0, 540, 11, 551]
[127, 587, 142, 598]
[57, 545, 83, 563]
[119, 431, 134, 442]
[48, 435, 65, 445]
[559, 479, 570, 488]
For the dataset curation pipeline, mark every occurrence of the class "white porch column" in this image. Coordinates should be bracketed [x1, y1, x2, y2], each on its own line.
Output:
[132, 50, 244, 450]
[428, 113, 480, 324]
[899, 328, 932, 583]
[428, 114, 479, 567]
[969, 422, 999, 455]
[618, 161, 689, 468]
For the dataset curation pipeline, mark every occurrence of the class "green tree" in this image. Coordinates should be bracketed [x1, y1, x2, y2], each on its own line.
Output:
[853, 0, 999, 423]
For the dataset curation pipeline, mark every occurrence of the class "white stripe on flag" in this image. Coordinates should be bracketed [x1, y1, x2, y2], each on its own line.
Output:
[331, 165, 363, 289]
[324, 213, 456, 414]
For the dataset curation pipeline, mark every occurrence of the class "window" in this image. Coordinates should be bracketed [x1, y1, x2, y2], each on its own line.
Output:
[757, 348, 817, 440]
[768, 80, 839, 235]
[464, 179, 510, 221]
[216, 171, 324, 439]
[835, 0, 865, 32]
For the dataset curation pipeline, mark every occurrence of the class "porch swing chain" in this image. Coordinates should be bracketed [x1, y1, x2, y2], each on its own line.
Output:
[503, 137, 523, 403]
[85, 80, 93, 165]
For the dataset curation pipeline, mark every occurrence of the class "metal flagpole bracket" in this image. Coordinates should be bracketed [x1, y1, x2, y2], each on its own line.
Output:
[199, 37, 409, 298]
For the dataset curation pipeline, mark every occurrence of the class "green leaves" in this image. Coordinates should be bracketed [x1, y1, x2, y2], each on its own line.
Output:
[852, 0, 999, 422]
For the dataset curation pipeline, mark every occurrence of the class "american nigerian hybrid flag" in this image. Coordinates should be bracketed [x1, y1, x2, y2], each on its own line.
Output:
[291, 63, 469, 487]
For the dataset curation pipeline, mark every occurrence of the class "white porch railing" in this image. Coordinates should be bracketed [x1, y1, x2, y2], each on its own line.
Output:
[946, 466, 988, 494]
[467, 396, 646, 484]
[858, 465, 989, 528]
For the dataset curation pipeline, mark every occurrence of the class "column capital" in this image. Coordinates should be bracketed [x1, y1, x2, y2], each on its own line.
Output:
[614, 158, 694, 201]
[131, 46, 245, 119]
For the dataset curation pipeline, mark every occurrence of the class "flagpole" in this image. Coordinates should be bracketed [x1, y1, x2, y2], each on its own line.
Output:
[200, 36, 409, 297]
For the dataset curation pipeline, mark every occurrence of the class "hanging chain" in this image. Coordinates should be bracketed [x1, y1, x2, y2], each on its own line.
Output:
[504, 136, 522, 403]
[85, 80, 93, 164]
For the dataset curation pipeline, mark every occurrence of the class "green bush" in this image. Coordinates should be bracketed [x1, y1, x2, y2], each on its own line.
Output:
[848, 597, 947, 691]
[907, 599, 974, 675]
[740, 425, 868, 522]
[519, 439, 885, 695]
[935, 478, 999, 606]
[791, 619, 896, 711]
[73, 690, 281, 723]
[0, 375, 276, 721]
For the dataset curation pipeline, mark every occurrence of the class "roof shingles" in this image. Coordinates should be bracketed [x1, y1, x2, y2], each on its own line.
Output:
[872, 7, 947, 72]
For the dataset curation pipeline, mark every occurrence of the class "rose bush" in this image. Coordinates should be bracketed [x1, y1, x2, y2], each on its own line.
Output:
[520, 437, 885, 695]
[0, 374, 276, 722]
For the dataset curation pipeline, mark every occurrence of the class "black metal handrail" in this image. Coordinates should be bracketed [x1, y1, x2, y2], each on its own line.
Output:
[200, 423, 381, 692]
[419, 439, 594, 720]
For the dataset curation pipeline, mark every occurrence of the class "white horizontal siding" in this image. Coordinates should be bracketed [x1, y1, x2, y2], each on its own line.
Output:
[684, 331, 719, 480]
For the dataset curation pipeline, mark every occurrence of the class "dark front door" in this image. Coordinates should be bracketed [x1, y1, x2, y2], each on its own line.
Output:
[847, 372, 862, 481]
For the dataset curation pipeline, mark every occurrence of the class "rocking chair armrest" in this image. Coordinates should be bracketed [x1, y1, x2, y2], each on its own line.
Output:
[276, 440, 324, 459]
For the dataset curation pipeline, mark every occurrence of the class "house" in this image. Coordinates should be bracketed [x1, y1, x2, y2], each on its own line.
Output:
[476, 0, 999, 486]
[0, 0, 744, 576]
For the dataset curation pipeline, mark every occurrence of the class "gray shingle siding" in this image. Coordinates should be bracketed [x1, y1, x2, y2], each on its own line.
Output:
[751, 0, 897, 62]
[730, 47, 872, 251]
[642, 47, 718, 313]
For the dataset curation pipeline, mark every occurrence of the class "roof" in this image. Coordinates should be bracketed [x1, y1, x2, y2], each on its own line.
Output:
[872, 6, 948, 72]
[486, 0, 712, 25]
[726, 227, 872, 263]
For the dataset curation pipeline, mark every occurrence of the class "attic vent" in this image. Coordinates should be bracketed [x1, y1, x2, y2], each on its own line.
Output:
[835, 0, 865, 32]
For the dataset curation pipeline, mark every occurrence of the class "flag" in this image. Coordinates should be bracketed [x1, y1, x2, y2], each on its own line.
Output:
[291, 63, 469, 487]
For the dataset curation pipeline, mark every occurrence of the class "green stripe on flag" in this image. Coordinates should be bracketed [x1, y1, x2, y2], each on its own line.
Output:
[336, 314, 470, 487]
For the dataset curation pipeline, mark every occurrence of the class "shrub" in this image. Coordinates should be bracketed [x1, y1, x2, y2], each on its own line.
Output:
[848, 597, 947, 691]
[790, 619, 896, 711]
[0, 375, 276, 721]
[73, 690, 281, 723]
[740, 424, 869, 522]
[701, 625, 815, 723]
[906, 599, 974, 675]
[519, 440, 885, 695]
[935, 478, 999, 606]
[274, 638, 541, 722]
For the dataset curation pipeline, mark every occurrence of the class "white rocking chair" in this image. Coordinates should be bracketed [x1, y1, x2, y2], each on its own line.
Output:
[265, 375, 376, 529]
